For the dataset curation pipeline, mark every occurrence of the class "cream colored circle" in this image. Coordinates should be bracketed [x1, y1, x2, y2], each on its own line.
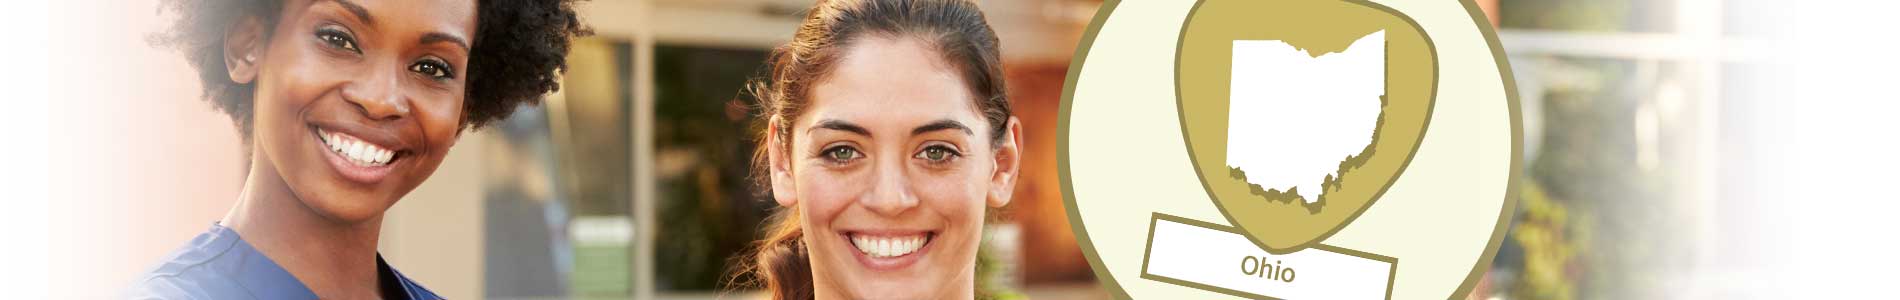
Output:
[1061, 0, 1517, 299]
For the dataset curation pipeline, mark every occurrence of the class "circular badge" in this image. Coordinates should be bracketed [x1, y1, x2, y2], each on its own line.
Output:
[1060, 0, 1519, 298]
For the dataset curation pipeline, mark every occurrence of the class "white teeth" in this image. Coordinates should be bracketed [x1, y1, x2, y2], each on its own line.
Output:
[851, 234, 928, 258]
[375, 149, 392, 164]
[319, 128, 395, 167]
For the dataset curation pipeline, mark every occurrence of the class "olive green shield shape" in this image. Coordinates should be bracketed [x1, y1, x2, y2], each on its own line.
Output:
[1176, 0, 1438, 254]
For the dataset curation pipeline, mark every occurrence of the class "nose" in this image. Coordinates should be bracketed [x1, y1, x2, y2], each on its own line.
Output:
[859, 156, 920, 215]
[341, 65, 410, 121]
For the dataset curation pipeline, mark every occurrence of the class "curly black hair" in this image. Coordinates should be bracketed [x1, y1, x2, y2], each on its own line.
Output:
[151, 0, 591, 137]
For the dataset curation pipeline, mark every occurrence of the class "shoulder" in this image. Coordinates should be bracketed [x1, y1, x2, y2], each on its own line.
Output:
[123, 224, 320, 300]
[393, 271, 446, 300]
[123, 225, 249, 299]
[124, 275, 233, 300]
[379, 256, 446, 300]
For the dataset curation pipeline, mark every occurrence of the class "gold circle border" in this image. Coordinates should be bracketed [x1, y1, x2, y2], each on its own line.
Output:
[1055, 0, 1524, 298]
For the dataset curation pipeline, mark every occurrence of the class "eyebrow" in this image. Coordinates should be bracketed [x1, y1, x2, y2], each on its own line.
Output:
[324, 0, 469, 52]
[809, 119, 871, 137]
[328, 0, 374, 24]
[421, 32, 471, 52]
[805, 119, 974, 138]
[912, 119, 973, 137]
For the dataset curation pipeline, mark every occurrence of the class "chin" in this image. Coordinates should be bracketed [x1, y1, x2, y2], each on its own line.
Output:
[829, 256, 970, 300]
[852, 282, 944, 300]
[292, 186, 400, 223]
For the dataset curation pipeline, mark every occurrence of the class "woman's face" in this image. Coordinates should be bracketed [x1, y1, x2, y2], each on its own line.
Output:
[769, 36, 1022, 299]
[238, 0, 476, 222]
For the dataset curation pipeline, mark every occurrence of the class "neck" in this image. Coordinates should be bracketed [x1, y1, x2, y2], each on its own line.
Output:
[221, 150, 386, 299]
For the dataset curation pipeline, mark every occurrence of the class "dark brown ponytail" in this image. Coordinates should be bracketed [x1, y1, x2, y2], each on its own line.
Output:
[732, 208, 814, 300]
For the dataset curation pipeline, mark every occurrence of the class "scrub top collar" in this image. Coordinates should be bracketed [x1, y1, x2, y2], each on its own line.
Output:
[130, 223, 443, 300]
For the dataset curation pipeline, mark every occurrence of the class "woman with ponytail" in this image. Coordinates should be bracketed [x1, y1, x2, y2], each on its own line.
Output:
[733, 0, 1021, 299]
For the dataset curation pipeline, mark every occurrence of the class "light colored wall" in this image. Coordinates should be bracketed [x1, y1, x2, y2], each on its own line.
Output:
[380, 131, 489, 299]
[47, 1, 246, 298]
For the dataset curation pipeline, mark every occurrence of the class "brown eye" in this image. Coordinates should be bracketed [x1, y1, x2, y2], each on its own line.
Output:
[410, 59, 454, 80]
[315, 27, 359, 53]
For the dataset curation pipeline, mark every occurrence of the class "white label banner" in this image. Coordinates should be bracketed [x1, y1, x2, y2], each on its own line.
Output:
[1142, 214, 1395, 300]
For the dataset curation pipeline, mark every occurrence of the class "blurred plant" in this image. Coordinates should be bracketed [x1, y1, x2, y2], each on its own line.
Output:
[1488, 1, 1704, 299]
[1508, 180, 1592, 300]
[1521, 56, 1691, 299]
[976, 239, 1025, 300]
[1498, 0, 1631, 32]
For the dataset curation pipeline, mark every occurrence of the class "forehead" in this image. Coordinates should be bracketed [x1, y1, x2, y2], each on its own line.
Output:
[803, 36, 981, 130]
[292, 0, 477, 35]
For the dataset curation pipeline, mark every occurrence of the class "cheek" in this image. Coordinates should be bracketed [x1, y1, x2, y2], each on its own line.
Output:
[416, 88, 464, 129]
[253, 66, 330, 151]
[385, 92, 463, 192]
[917, 169, 990, 221]
[415, 94, 464, 153]
[261, 58, 330, 117]
[935, 159, 994, 198]
[793, 168, 862, 224]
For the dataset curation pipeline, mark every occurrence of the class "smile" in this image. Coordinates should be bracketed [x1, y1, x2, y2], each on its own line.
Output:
[318, 128, 397, 167]
[849, 232, 931, 258]
[312, 125, 407, 184]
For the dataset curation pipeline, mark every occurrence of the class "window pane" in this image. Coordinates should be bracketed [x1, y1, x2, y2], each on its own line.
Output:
[484, 37, 637, 299]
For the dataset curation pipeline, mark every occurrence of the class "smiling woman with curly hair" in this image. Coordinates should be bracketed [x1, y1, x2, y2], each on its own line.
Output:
[126, 0, 588, 299]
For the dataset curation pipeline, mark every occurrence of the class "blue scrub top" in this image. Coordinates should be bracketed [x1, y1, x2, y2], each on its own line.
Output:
[124, 224, 443, 300]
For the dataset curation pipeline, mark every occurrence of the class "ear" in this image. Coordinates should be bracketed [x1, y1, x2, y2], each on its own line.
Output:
[766, 116, 799, 207]
[987, 117, 1024, 208]
[223, 15, 267, 84]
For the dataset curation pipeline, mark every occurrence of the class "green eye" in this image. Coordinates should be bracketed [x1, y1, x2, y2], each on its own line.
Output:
[915, 145, 960, 162]
[823, 147, 861, 162]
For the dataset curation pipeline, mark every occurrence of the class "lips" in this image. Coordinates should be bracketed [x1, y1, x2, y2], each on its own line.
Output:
[313, 126, 405, 183]
[849, 232, 931, 258]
